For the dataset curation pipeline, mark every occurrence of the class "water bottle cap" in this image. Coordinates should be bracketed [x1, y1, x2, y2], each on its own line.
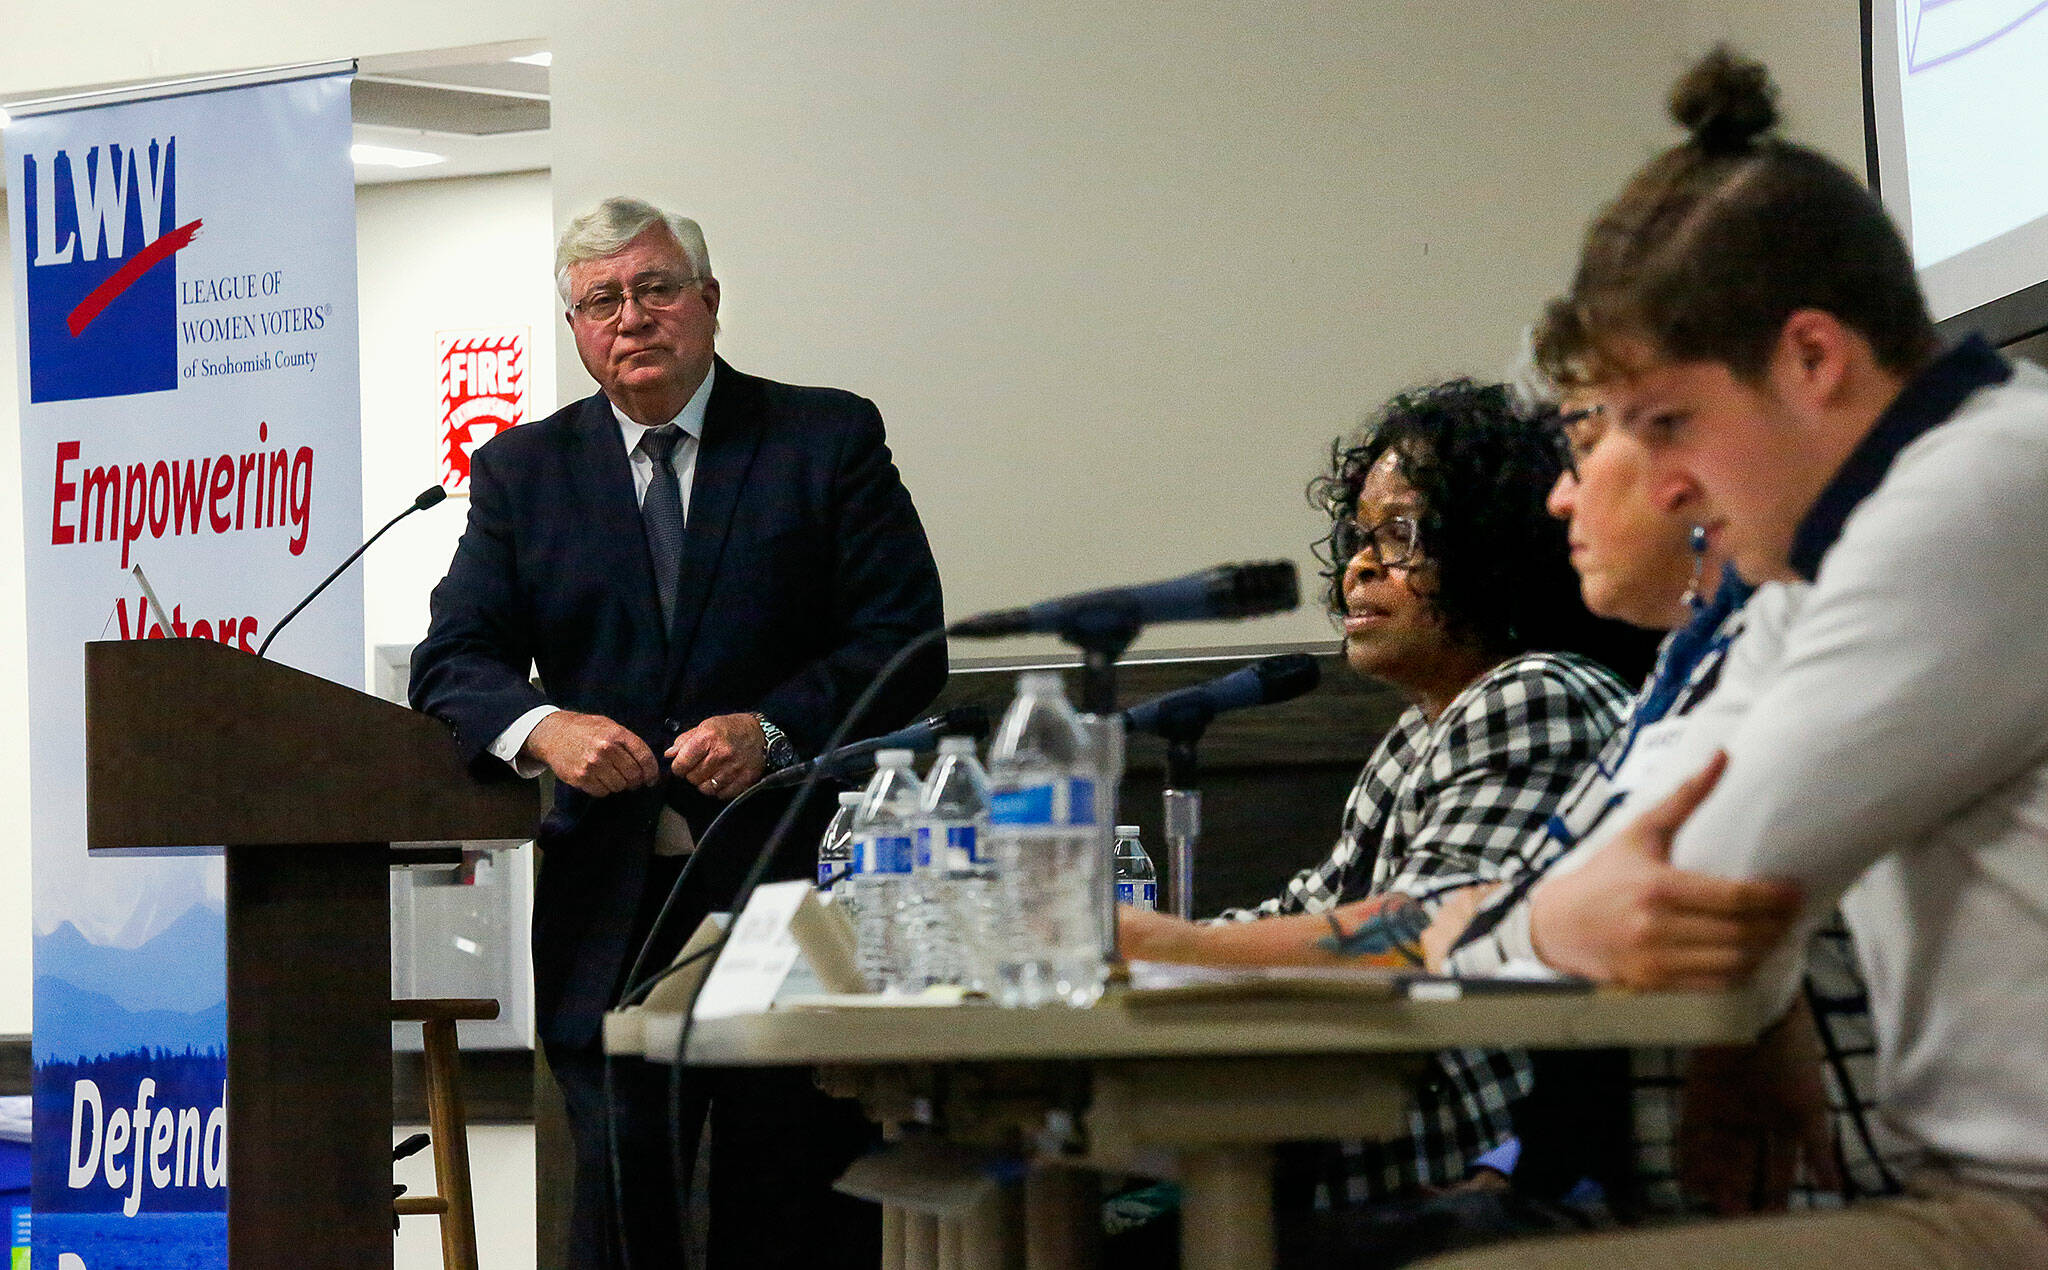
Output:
[839, 791, 866, 806]
[1115, 825, 1140, 837]
[875, 748, 916, 766]
[937, 736, 976, 755]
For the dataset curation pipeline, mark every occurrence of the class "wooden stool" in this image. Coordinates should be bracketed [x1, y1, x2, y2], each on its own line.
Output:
[393, 998, 500, 1270]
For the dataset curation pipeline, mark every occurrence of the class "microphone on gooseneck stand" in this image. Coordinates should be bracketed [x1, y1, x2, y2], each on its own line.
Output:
[1122, 652, 1322, 920]
[756, 704, 992, 790]
[256, 485, 449, 659]
[950, 561, 1300, 644]
[1122, 653, 1321, 740]
[951, 559, 1302, 715]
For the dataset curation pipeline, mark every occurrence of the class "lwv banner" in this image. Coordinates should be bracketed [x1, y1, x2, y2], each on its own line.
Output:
[4, 69, 363, 1269]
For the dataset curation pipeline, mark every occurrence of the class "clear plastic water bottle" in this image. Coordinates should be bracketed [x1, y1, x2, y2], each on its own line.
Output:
[818, 790, 866, 893]
[1112, 824, 1158, 911]
[850, 749, 924, 993]
[914, 736, 993, 991]
[987, 672, 1108, 1007]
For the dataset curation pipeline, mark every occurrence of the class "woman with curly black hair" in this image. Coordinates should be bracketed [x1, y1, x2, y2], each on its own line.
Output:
[1305, 378, 1654, 704]
[1122, 377, 1651, 1200]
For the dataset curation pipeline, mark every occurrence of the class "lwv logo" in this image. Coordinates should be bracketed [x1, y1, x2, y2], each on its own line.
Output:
[22, 137, 199, 403]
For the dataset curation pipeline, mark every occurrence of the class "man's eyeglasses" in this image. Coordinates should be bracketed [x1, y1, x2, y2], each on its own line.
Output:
[570, 274, 706, 324]
[1550, 405, 1606, 479]
[1333, 514, 1423, 569]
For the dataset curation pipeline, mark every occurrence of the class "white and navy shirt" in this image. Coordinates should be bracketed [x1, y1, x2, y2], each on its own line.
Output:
[1460, 338, 2048, 1198]
[1662, 337, 2048, 1195]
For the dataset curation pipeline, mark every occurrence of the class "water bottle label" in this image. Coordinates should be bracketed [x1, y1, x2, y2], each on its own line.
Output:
[1116, 881, 1158, 909]
[989, 779, 1097, 827]
[870, 834, 915, 874]
[818, 860, 836, 887]
[849, 840, 866, 875]
[915, 825, 935, 869]
[1069, 778, 1096, 825]
[947, 824, 979, 863]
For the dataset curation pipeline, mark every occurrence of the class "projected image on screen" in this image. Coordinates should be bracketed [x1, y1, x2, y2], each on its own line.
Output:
[1902, 0, 2048, 71]
[1871, 0, 2048, 331]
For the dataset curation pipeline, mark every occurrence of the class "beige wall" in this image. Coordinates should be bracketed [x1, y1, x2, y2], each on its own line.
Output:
[356, 171, 559, 682]
[0, 1, 545, 98]
[548, 0, 1865, 657]
[1682, 0, 1867, 171]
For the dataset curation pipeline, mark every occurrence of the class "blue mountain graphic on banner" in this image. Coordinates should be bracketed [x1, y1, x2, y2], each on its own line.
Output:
[34, 906, 225, 1016]
[31, 979, 226, 1067]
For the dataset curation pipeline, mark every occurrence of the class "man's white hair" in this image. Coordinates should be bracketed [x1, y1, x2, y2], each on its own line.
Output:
[554, 196, 712, 308]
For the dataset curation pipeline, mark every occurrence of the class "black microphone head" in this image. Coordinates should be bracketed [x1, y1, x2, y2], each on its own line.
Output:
[939, 704, 991, 742]
[1217, 561, 1300, 619]
[1252, 652, 1320, 704]
[415, 485, 450, 511]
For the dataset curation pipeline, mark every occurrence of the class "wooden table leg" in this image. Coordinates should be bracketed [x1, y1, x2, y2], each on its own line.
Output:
[1024, 1166, 1099, 1270]
[1179, 1147, 1274, 1270]
[883, 1204, 908, 1270]
[961, 1180, 1024, 1270]
[906, 1213, 941, 1270]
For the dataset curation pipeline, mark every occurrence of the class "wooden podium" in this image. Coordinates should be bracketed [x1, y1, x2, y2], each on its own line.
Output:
[83, 639, 539, 1269]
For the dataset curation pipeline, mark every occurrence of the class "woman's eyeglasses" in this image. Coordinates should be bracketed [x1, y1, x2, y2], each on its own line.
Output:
[1550, 405, 1607, 479]
[1333, 514, 1422, 569]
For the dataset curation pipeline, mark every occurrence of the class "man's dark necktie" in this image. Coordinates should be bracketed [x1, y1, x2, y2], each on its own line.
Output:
[638, 423, 686, 627]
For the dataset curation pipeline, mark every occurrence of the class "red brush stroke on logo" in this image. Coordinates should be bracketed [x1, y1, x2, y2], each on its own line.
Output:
[65, 217, 203, 337]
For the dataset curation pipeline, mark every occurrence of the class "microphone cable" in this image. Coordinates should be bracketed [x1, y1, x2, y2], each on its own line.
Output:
[649, 623, 951, 1251]
[617, 777, 784, 1009]
[602, 939, 718, 1270]
[618, 706, 986, 1007]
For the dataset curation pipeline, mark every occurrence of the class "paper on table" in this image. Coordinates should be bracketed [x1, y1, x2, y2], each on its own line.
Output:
[1123, 960, 1588, 1007]
[1124, 960, 1405, 1006]
[692, 881, 812, 1020]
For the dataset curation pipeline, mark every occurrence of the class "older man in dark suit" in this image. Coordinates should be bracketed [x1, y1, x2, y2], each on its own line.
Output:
[411, 196, 946, 1268]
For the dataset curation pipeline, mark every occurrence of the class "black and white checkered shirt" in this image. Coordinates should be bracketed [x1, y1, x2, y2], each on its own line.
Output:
[1222, 650, 1632, 1200]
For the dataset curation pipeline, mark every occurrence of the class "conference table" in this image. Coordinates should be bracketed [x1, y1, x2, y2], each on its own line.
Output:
[606, 967, 1773, 1270]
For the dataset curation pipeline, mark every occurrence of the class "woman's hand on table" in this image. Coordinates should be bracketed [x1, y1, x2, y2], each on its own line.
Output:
[1118, 906, 1201, 963]
[1419, 884, 1498, 972]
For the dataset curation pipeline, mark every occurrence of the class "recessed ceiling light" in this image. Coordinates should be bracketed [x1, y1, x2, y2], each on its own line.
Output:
[509, 52, 553, 68]
[350, 143, 446, 169]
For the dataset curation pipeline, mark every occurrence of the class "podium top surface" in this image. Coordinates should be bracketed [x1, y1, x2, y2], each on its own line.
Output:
[85, 638, 539, 850]
[610, 980, 1775, 1068]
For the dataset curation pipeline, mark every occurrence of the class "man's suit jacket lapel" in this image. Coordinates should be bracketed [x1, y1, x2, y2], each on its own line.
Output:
[664, 358, 766, 690]
[568, 393, 667, 642]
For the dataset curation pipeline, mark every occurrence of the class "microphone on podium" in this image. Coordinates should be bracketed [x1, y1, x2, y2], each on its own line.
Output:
[256, 486, 449, 659]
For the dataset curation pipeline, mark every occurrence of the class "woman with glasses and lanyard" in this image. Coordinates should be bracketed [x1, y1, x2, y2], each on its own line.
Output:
[1120, 376, 1652, 1207]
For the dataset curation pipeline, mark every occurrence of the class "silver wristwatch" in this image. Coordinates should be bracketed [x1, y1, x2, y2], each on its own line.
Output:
[755, 713, 798, 771]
